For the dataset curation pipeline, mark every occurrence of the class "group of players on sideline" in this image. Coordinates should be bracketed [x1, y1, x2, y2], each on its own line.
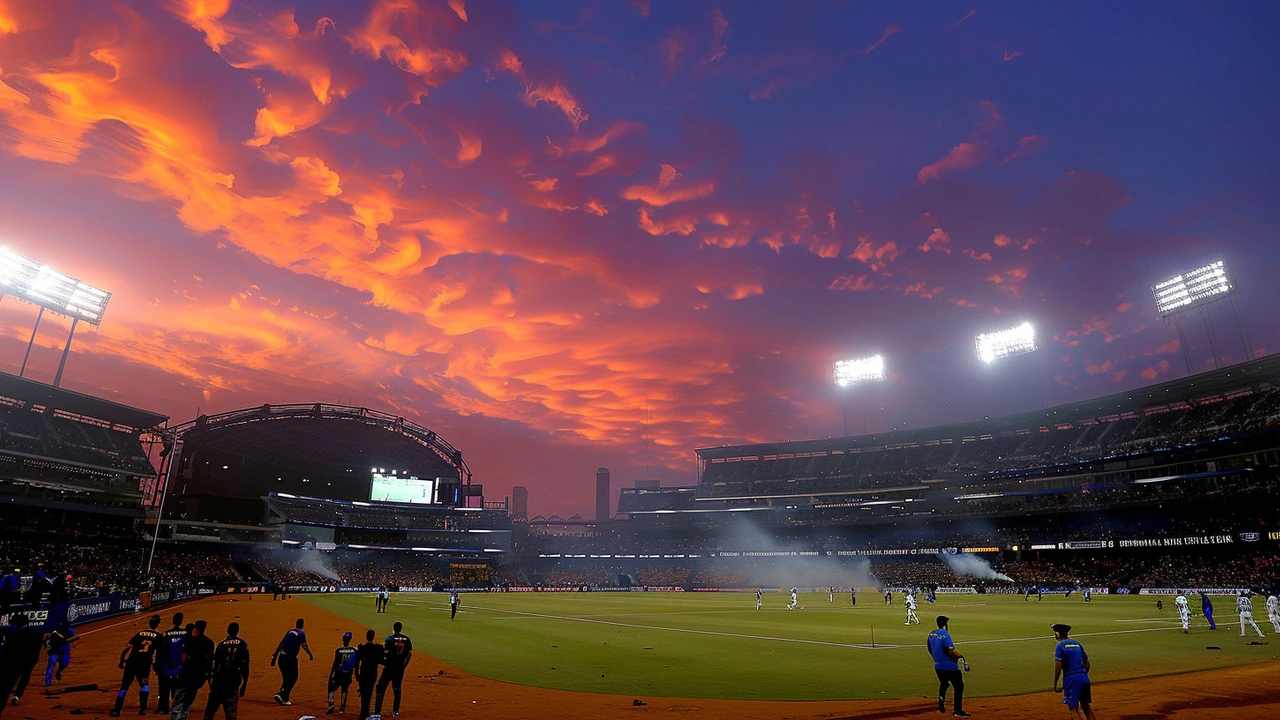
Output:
[0, 608, 415, 720]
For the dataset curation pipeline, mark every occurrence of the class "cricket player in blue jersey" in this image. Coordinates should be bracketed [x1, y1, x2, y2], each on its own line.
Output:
[1200, 593, 1216, 630]
[926, 616, 970, 718]
[1051, 623, 1096, 720]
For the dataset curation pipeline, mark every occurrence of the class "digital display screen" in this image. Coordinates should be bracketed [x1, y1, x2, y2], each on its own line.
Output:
[370, 473, 436, 504]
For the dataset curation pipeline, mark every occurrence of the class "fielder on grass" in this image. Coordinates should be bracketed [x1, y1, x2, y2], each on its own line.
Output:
[904, 592, 920, 625]
[1237, 593, 1265, 638]
[1175, 592, 1190, 633]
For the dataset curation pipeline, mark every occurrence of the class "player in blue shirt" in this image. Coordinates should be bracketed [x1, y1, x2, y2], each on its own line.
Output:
[154, 612, 186, 713]
[1200, 593, 1216, 630]
[926, 615, 970, 718]
[1052, 624, 1096, 720]
[271, 618, 313, 706]
[43, 619, 78, 686]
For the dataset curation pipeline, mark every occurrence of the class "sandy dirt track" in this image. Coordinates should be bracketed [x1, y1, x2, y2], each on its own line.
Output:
[16, 596, 1280, 720]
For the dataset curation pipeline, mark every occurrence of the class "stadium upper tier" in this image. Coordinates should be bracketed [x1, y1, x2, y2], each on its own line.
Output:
[265, 493, 509, 532]
[172, 403, 468, 502]
[661, 355, 1280, 508]
[0, 371, 164, 479]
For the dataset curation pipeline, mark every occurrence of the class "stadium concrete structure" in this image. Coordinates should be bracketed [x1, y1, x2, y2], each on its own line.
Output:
[0, 371, 167, 528]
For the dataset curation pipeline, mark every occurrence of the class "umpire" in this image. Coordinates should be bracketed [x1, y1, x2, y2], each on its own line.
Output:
[926, 615, 971, 718]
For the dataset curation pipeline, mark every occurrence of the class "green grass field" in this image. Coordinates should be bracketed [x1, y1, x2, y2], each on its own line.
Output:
[304, 591, 1278, 701]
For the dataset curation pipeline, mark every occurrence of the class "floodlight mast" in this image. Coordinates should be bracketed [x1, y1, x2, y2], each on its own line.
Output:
[0, 246, 112, 387]
[834, 354, 885, 436]
[1151, 261, 1249, 375]
[975, 322, 1049, 410]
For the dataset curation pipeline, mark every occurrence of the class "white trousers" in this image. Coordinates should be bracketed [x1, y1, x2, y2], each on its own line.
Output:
[1240, 612, 1264, 637]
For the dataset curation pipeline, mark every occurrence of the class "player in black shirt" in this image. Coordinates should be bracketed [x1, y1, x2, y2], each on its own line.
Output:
[326, 631, 358, 715]
[204, 622, 250, 720]
[110, 614, 162, 717]
[374, 622, 413, 718]
[354, 629, 383, 720]
[170, 620, 213, 720]
[0, 613, 43, 711]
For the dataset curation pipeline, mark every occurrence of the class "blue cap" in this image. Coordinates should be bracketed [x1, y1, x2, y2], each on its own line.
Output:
[343, 631, 353, 641]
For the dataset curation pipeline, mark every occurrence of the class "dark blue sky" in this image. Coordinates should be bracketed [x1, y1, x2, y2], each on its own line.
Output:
[0, 0, 1276, 515]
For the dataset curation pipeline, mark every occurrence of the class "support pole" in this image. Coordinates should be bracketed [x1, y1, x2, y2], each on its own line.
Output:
[1174, 317, 1194, 376]
[1201, 307, 1222, 369]
[146, 438, 180, 576]
[1231, 294, 1254, 360]
[842, 392, 848, 437]
[52, 317, 79, 387]
[19, 307, 44, 377]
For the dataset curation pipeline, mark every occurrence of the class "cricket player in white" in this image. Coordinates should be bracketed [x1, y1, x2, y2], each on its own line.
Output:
[1238, 593, 1265, 637]
[1175, 593, 1190, 633]
[904, 592, 920, 625]
[787, 588, 799, 610]
[756, 589, 763, 611]
[829, 586, 835, 604]
[1267, 594, 1279, 633]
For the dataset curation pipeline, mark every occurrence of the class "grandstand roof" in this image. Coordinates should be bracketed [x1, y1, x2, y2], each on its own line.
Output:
[0, 372, 167, 431]
[175, 403, 467, 480]
[698, 353, 1280, 461]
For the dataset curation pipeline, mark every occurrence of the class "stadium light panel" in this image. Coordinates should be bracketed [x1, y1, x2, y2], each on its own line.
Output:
[834, 354, 886, 387]
[1152, 261, 1233, 317]
[0, 246, 112, 325]
[975, 322, 1037, 363]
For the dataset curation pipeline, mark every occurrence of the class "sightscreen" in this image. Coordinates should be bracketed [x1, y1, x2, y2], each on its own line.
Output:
[370, 473, 436, 504]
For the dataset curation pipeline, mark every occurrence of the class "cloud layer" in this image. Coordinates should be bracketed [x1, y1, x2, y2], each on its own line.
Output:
[0, 1, 1276, 516]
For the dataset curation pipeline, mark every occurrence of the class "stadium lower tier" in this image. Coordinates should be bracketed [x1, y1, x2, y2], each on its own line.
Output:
[0, 536, 1276, 598]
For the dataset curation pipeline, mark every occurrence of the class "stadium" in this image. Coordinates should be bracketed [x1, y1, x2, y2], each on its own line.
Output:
[1, 341, 1278, 717]
[1, 4, 1279, 720]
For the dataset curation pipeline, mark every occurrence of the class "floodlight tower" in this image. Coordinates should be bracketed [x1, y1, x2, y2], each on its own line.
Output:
[1152, 261, 1250, 375]
[834, 354, 885, 436]
[0, 247, 112, 387]
[975, 322, 1048, 411]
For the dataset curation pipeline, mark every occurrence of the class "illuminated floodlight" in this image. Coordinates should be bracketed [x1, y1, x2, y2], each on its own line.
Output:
[0, 246, 112, 325]
[976, 322, 1036, 363]
[1152, 261, 1233, 317]
[834, 354, 885, 387]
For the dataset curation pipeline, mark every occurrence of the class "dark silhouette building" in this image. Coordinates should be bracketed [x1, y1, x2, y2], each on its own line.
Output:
[595, 468, 611, 521]
[511, 485, 528, 520]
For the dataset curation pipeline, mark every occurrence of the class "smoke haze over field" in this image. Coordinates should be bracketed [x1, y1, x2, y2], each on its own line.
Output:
[939, 553, 1013, 583]
[713, 517, 878, 588]
[261, 548, 340, 582]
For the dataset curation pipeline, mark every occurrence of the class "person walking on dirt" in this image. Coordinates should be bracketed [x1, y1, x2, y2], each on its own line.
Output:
[270, 618, 313, 706]
[110, 613, 162, 717]
[42, 619, 78, 687]
[0, 613, 43, 714]
[326, 632, 357, 715]
[204, 623, 250, 720]
[170, 620, 213, 720]
[374, 622, 412, 718]
[927, 615, 970, 718]
[354, 630, 383, 720]
[1052, 623, 1096, 720]
[155, 612, 186, 713]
